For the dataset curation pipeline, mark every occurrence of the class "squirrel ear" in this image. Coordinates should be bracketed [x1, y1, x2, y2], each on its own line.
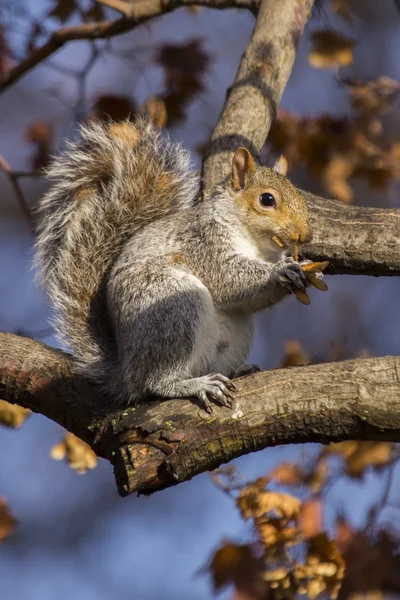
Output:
[232, 147, 255, 190]
[273, 155, 288, 176]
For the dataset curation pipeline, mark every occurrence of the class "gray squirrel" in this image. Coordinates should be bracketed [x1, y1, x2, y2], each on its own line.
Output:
[35, 118, 314, 412]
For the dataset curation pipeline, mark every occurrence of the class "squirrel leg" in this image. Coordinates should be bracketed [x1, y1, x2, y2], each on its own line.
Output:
[110, 263, 238, 412]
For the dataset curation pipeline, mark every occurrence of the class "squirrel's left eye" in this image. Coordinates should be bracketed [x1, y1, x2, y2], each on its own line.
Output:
[259, 192, 276, 208]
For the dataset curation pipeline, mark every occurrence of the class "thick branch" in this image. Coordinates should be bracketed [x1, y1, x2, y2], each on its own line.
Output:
[202, 0, 315, 194]
[302, 193, 400, 276]
[2, 333, 400, 497]
[0, 0, 257, 95]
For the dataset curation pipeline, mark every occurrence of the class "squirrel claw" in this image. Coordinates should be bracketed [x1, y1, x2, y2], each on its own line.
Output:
[191, 373, 235, 412]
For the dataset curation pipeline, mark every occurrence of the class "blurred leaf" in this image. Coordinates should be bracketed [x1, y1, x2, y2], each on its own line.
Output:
[24, 120, 53, 170]
[325, 441, 393, 478]
[280, 340, 309, 368]
[299, 499, 323, 539]
[48, 0, 77, 23]
[309, 30, 356, 70]
[322, 153, 355, 203]
[90, 94, 137, 122]
[269, 462, 303, 486]
[155, 39, 211, 125]
[142, 96, 167, 127]
[208, 542, 264, 595]
[258, 518, 301, 548]
[347, 76, 400, 116]
[0, 400, 31, 428]
[307, 533, 345, 599]
[238, 487, 301, 521]
[50, 432, 97, 474]
[0, 497, 17, 542]
[338, 529, 400, 595]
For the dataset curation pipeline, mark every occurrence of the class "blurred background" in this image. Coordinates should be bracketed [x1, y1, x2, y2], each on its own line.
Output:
[0, 0, 400, 599]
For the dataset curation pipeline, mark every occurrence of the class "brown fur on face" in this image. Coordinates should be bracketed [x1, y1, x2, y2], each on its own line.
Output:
[230, 148, 312, 253]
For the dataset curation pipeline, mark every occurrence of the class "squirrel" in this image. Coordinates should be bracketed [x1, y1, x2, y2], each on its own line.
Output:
[35, 117, 313, 413]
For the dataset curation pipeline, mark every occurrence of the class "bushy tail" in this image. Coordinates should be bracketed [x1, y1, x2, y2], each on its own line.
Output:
[35, 118, 199, 371]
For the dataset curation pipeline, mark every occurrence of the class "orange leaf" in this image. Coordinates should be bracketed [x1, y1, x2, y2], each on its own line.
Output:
[0, 399, 31, 428]
[299, 499, 323, 539]
[269, 462, 303, 486]
[0, 497, 17, 542]
[50, 432, 97, 474]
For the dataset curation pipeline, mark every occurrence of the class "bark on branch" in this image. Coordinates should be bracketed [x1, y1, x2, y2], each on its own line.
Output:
[202, 0, 316, 195]
[1, 332, 400, 497]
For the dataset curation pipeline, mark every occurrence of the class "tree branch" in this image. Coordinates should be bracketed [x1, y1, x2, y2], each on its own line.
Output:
[1, 332, 400, 497]
[202, 0, 315, 195]
[302, 192, 400, 276]
[0, 0, 257, 94]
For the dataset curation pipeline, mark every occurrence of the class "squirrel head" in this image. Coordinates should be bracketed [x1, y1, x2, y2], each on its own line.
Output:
[229, 147, 312, 256]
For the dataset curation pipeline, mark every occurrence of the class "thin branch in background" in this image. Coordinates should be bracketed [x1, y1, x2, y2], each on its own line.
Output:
[0, 156, 35, 234]
[0, 0, 257, 96]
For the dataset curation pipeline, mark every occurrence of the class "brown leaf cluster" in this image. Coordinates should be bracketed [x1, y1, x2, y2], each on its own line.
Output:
[50, 432, 97, 474]
[268, 76, 400, 203]
[209, 472, 344, 600]
[154, 39, 211, 126]
[0, 399, 31, 428]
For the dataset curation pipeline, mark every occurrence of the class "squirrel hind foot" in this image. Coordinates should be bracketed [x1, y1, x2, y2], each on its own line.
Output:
[149, 373, 237, 413]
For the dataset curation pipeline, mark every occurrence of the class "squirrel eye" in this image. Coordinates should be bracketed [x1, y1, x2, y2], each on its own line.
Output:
[259, 192, 276, 208]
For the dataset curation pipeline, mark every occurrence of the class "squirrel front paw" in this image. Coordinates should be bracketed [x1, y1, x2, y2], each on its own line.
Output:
[275, 257, 309, 294]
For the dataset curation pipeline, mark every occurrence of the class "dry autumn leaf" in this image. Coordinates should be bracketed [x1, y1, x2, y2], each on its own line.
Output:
[269, 461, 303, 485]
[325, 441, 393, 478]
[0, 399, 31, 428]
[0, 497, 17, 542]
[50, 432, 97, 474]
[142, 96, 167, 127]
[208, 541, 264, 594]
[280, 341, 310, 368]
[258, 518, 301, 548]
[309, 30, 356, 70]
[238, 488, 301, 521]
[299, 499, 323, 539]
